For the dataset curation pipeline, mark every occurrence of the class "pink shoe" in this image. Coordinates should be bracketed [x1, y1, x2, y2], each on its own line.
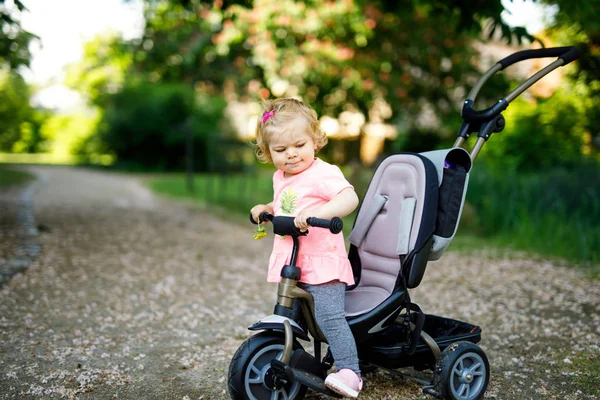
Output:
[324, 369, 363, 398]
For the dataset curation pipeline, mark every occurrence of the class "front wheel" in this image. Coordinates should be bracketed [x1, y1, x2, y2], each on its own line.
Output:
[228, 332, 307, 400]
[433, 341, 490, 400]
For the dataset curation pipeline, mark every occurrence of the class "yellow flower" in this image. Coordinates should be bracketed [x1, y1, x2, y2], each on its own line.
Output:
[253, 224, 267, 240]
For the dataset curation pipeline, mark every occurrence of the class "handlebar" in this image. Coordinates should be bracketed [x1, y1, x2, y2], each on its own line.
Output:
[250, 212, 343, 235]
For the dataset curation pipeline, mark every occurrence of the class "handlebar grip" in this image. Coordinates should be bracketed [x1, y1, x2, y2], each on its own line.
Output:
[249, 212, 273, 224]
[307, 217, 343, 234]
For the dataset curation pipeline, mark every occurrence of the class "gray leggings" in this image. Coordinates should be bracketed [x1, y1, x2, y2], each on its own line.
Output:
[299, 281, 361, 377]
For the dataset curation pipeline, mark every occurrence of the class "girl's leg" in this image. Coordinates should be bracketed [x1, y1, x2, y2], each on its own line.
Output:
[300, 281, 361, 377]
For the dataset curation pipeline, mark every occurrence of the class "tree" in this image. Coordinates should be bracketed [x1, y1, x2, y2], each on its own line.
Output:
[0, 70, 33, 151]
[64, 34, 134, 107]
[132, 1, 493, 137]
[540, 0, 600, 153]
[0, 1, 41, 153]
[0, 0, 37, 69]
[90, 0, 597, 169]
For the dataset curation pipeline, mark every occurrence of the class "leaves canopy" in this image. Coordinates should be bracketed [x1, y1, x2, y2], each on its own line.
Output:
[0, 0, 37, 69]
[130, 0, 514, 139]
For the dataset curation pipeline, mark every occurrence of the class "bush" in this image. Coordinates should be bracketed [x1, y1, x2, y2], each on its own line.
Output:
[478, 88, 590, 173]
[97, 83, 229, 171]
[467, 163, 600, 264]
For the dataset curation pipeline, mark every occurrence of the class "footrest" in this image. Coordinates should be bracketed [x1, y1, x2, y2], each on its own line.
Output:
[270, 359, 294, 383]
[270, 360, 342, 398]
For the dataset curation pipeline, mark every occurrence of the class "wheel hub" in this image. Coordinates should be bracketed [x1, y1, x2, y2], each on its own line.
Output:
[461, 372, 474, 384]
[263, 365, 289, 390]
[263, 367, 276, 389]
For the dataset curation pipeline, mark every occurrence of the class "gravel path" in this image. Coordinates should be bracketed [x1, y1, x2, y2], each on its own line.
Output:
[0, 165, 598, 399]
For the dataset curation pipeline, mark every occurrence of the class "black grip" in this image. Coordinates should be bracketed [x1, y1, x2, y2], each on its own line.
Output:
[307, 217, 343, 234]
[498, 46, 580, 69]
[249, 212, 273, 224]
[272, 216, 304, 236]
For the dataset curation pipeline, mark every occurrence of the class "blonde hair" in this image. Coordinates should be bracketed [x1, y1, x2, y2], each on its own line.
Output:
[254, 98, 328, 163]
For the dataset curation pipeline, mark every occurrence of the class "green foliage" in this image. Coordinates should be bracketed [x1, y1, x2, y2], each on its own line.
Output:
[467, 164, 600, 265]
[40, 113, 102, 160]
[98, 83, 228, 170]
[370, 0, 537, 44]
[148, 172, 358, 237]
[149, 173, 273, 214]
[0, 70, 37, 152]
[134, 0, 487, 137]
[0, 4, 44, 156]
[64, 34, 134, 107]
[0, 0, 37, 70]
[537, 0, 600, 155]
[478, 84, 591, 172]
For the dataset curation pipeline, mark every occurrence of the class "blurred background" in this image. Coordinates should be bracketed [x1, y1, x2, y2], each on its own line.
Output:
[1, 0, 599, 267]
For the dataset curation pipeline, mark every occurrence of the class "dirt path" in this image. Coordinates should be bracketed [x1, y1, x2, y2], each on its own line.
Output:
[0, 165, 598, 399]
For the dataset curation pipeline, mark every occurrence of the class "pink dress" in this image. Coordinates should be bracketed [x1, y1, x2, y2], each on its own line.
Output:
[267, 158, 355, 285]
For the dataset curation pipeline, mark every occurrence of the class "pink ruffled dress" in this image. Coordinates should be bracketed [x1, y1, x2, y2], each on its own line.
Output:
[267, 158, 355, 285]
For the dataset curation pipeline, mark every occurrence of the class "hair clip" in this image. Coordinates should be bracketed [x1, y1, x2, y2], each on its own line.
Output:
[262, 110, 275, 123]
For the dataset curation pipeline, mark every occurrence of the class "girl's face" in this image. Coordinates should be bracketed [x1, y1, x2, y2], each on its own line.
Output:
[268, 125, 317, 177]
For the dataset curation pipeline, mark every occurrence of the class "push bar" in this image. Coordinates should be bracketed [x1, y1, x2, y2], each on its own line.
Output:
[462, 46, 581, 122]
[497, 46, 581, 70]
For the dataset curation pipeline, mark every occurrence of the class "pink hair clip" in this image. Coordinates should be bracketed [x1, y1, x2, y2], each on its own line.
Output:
[262, 110, 275, 123]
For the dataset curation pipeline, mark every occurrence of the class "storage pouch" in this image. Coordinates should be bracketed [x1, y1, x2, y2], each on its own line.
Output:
[419, 148, 472, 260]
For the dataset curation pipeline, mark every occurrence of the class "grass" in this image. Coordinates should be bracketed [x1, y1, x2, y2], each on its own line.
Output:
[466, 166, 600, 268]
[0, 152, 114, 166]
[148, 173, 274, 215]
[146, 171, 600, 277]
[148, 173, 360, 237]
[565, 352, 600, 397]
[449, 232, 599, 278]
[0, 165, 36, 188]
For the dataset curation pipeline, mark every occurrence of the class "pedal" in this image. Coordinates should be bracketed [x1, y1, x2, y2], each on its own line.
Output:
[292, 368, 342, 398]
[270, 360, 342, 398]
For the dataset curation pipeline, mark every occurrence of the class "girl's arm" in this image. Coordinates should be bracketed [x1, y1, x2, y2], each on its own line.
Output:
[295, 188, 359, 230]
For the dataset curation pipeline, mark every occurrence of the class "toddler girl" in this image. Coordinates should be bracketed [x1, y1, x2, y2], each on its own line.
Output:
[250, 98, 362, 398]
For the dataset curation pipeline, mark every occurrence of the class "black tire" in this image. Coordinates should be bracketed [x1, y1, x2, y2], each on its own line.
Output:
[434, 341, 490, 400]
[228, 332, 308, 400]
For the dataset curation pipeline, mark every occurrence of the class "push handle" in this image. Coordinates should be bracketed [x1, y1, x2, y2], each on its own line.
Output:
[462, 46, 581, 123]
[497, 46, 581, 69]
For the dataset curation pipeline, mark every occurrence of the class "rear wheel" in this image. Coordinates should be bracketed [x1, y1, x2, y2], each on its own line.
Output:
[434, 341, 489, 400]
[228, 332, 307, 400]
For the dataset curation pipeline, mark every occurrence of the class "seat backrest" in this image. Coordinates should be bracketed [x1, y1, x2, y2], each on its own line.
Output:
[347, 154, 438, 297]
[344, 149, 471, 317]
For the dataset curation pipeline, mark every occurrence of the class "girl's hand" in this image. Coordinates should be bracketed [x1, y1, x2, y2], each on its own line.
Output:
[251, 203, 274, 223]
[294, 209, 317, 232]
